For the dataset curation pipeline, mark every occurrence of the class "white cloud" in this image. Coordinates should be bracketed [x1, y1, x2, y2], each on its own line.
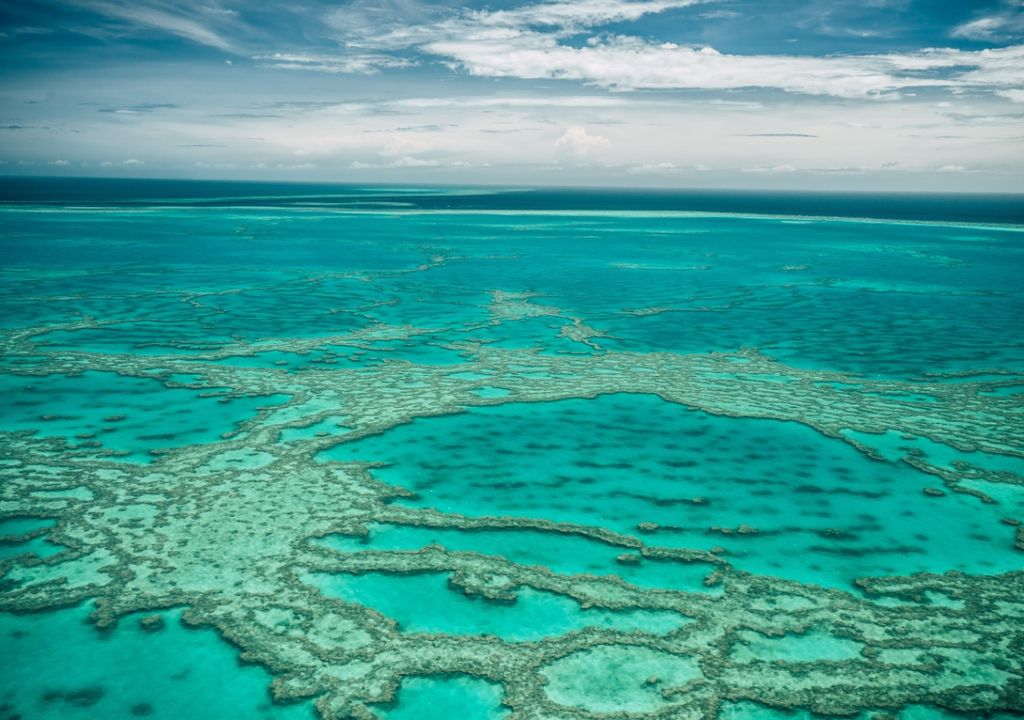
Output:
[49, 159, 70, 166]
[113, 86, 1017, 188]
[389, 96, 629, 109]
[390, 155, 441, 167]
[330, 0, 708, 49]
[425, 35, 1024, 98]
[555, 126, 611, 155]
[469, 0, 708, 29]
[252, 52, 413, 74]
[626, 162, 710, 173]
[100, 158, 145, 166]
[327, 0, 1024, 99]
[73, 0, 237, 51]
[627, 162, 678, 173]
[377, 134, 435, 158]
[996, 88, 1024, 102]
[349, 157, 450, 169]
[742, 163, 798, 173]
[951, 2, 1024, 41]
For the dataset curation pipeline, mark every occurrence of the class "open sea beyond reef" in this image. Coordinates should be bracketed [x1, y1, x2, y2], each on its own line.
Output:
[0, 178, 1023, 720]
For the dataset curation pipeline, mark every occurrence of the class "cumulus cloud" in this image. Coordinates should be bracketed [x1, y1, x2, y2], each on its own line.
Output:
[388, 156, 441, 167]
[628, 161, 678, 173]
[317, 0, 1024, 99]
[742, 163, 798, 173]
[555, 126, 611, 155]
[626, 161, 711, 174]
[424, 35, 1024, 98]
[350, 157, 461, 169]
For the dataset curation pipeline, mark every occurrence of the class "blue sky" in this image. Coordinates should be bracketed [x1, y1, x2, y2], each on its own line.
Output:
[1, 0, 1022, 190]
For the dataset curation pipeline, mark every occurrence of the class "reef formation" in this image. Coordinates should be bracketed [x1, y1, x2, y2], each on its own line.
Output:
[1, 207, 1023, 719]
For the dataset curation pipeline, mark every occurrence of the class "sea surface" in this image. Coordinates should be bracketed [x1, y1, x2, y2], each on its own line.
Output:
[0, 179, 1022, 720]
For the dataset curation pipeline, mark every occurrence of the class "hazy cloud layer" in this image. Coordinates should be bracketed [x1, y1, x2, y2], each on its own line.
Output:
[1, 0, 1022, 190]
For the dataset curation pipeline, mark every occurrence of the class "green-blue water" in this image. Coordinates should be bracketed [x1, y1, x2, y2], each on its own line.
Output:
[307, 571, 690, 640]
[318, 523, 719, 592]
[321, 394, 1023, 587]
[1, 180, 1022, 720]
[0, 603, 315, 720]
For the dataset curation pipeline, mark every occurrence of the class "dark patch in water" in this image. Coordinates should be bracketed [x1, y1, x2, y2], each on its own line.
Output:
[136, 432, 182, 441]
[41, 686, 105, 708]
[808, 545, 925, 557]
[661, 459, 698, 468]
[796, 485, 826, 493]
[574, 460, 634, 469]
[816, 529, 859, 541]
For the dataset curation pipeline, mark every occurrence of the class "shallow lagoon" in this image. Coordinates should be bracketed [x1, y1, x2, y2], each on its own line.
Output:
[319, 523, 718, 592]
[323, 393, 1023, 587]
[0, 371, 286, 461]
[0, 603, 314, 720]
[308, 570, 689, 640]
[373, 676, 508, 720]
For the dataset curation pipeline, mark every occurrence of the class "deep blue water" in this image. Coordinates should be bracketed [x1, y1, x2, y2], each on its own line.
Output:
[2, 177, 1023, 224]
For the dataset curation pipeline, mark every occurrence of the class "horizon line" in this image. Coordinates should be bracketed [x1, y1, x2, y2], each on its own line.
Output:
[3, 175, 1024, 198]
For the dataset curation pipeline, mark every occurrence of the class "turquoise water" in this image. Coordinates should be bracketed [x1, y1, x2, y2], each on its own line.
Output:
[0, 371, 287, 461]
[319, 523, 718, 592]
[0, 603, 314, 720]
[322, 394, 1022, 587]
[373, 676, 507, 720]
[1, 182, 1022, 720]
[0, 535, 63, 561]
[0, 515, 64, 561]
[719, 703, 1024, 720]
[307, 571, 688, 640]
[4, 205, 1024, 378]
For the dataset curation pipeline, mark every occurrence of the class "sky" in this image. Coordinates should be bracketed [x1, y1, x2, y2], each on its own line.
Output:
[1, 0, 1023, 191]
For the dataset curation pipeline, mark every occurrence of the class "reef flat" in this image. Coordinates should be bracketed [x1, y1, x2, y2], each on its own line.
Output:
[1, 184, 1023, 720]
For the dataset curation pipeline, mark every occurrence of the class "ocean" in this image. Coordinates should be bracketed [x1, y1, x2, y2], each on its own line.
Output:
[0, 178, 1022, 719]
